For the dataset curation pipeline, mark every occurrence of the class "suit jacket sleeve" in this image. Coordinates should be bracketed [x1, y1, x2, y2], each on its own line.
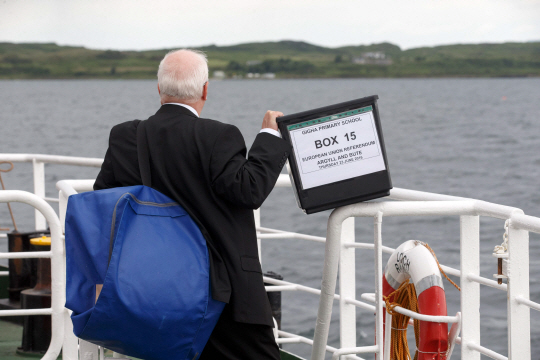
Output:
[94, 126, 126, 193]
[210, 125, 291, 209]
[94, 147, 116, 190]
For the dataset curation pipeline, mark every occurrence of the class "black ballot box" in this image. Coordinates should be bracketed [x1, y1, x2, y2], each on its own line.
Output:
[277, 95, 392, 214]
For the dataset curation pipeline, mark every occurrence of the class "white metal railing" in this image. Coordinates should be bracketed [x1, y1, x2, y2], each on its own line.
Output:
[264, 178, 540, 360]
[2, 154, 540, 359]
[0, 153, 102, 230]
[0, 190, 65, 360]
[0, 155, 102, 360]
[54, 174, 540, 360]
[306, 197, 539, 360]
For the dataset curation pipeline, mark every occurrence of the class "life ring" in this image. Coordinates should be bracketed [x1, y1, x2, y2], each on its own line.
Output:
[383, 240, 448, 360]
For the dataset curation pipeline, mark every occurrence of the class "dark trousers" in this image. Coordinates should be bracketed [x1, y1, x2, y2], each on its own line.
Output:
[199, 305, 280, 360]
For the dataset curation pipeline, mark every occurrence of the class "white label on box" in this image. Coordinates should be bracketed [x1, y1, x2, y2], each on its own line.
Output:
[288, 107, 386, 189]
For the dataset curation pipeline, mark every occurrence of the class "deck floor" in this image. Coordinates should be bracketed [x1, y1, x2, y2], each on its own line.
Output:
[0, 320, 304, 360]
[0, 319, 26, 359]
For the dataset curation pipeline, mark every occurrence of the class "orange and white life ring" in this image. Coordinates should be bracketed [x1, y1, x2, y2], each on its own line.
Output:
[383, 240, 448, 360]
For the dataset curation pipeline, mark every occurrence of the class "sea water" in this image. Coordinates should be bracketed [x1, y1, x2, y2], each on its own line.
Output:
[1, 78, 540, 359]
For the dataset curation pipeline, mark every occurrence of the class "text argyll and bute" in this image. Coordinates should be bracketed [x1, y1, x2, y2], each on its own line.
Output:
[301, 141, 375, 163]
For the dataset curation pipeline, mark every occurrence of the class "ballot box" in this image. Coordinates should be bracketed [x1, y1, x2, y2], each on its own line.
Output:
[277, 95, 392, 214]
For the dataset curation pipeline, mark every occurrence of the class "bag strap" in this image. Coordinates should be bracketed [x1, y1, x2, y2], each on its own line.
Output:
[136, 121, 152, 187]
[106, 121, 151, 268]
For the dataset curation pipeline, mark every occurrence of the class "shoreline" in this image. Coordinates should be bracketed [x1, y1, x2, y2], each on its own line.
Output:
[0, 75, 538, 80]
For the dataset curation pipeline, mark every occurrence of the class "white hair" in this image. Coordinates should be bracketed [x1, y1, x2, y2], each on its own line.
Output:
[157, 49, 208, 103]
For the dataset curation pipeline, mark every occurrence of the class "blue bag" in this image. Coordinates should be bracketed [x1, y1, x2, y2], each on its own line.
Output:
[65, 121, 224, 360]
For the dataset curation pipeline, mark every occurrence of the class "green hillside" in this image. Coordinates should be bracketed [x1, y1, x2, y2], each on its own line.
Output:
[0, 40, 538, 79]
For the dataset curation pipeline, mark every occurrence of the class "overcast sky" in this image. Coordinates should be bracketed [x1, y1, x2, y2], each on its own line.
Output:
[1, 0, 539, 51]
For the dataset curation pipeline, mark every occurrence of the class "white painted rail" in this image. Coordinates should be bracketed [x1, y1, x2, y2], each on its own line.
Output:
[304, 188, 540, 360]
[2, 155, 540, 360]
[0, 190, 65, 360]
[0, 154, 102, 230]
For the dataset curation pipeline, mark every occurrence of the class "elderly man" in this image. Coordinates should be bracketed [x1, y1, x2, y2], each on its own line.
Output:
[94, 49, 290, 359]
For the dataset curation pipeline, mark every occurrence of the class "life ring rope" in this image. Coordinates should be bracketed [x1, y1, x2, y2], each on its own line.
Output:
[382, 241, 460, 360]
[422, 242, 460, 292]
[384, 279, 420, 359]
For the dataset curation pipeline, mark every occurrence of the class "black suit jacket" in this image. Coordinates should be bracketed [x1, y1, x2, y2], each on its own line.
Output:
[94, 104, 291, 326]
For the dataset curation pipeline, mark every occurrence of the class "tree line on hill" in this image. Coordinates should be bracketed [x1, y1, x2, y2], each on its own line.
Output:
[0, 40, 538, 79]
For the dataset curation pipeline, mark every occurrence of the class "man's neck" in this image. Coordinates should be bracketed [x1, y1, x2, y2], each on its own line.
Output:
[163, 102, 199, 117]
[160, 97, 204, 116]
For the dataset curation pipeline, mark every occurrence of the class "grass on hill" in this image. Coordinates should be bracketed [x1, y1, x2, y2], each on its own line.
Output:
[0, 40, 539, 79]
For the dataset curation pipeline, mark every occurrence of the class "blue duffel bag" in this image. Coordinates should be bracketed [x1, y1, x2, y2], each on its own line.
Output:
[65, 121, 224, 360]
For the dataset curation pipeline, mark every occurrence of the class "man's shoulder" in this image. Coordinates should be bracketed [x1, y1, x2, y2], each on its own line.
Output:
[197, 117, 237, 131]
[110, 119, 140, 138]
[194, 117, 242, 140]
[108, 116, 241, 142]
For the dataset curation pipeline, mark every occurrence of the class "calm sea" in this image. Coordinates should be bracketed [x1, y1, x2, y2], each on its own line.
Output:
[1, 78, 540, 359]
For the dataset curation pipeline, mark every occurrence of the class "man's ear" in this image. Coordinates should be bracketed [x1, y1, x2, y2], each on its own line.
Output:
[202, 82, 208, 101]
[157, 83, 161, 95]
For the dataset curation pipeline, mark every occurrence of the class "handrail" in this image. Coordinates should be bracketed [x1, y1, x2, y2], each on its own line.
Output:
[510, 213, 540, 233]
[0, 308, 53, 316]
[0, 251, 52, 259]
[0, 190, 65, 360]
[2, 153, 537, 359]
[0, 154, 102, 230]
[257, 226, 326, 243]
[57, 178, 528, 359]
[466, 342, 508, 360]
[56, 179, 95, 194]
[359, 293, 460, 323]
[276, 173, 526, 221]
[516, 296, 540, 312]
[50, 173, 536, 360]
[331, 346, 379, 360]
[277, 330, 339, 353]
[309, 195, 535, 360]
[0, 153, 103, 167]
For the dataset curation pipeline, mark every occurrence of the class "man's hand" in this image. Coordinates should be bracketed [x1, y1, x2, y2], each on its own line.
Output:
[261, 110, 283, 131]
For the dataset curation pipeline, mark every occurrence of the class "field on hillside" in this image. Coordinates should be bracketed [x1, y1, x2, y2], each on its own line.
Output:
[0, 41, 539, 79]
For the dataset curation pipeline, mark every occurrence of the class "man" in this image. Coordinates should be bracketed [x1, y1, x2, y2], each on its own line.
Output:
[94, 49, 291, 359]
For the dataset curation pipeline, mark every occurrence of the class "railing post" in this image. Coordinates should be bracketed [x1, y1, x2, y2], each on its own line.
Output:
[59, 190, 69, 234]
[507, 222, 530, 359]
[374, 212, 383, 360]
[460, 215, 480, 360]
[383, 311, 392, 360]
[63, 309, 78, 359]
[79, 339, 99, 360]
[60, 191, 78, 359]
[254, 208, 262, 265]
[311, 210, 346, 360]
[339, 217, 356, 357]
[32, 159, 47, 230]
